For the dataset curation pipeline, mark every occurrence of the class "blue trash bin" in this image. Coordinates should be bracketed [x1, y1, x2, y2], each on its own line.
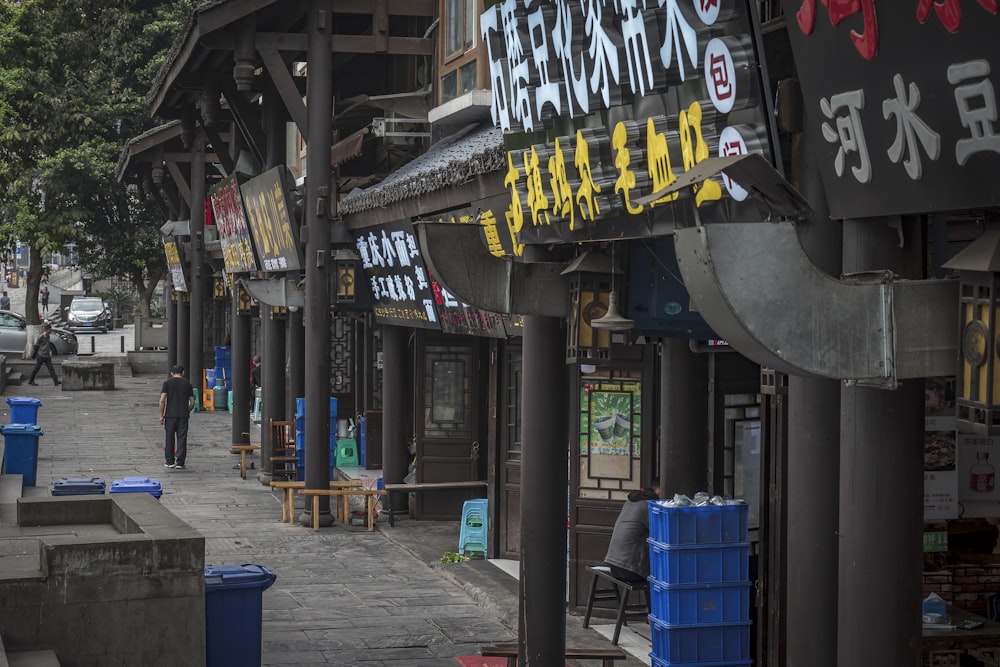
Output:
[6, 397, 42, 425]
[109, 476, 163, 499]
[52, 477, 106, 496]
[205, 563, 276, 667]
[1, 424, 43, 486]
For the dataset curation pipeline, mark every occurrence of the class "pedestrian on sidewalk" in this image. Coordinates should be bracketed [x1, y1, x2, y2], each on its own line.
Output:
[40, 285, 49, 313]
[27, 323, 60, 386]
[0, 291, 9, 310]
[159, 365, 195, 469]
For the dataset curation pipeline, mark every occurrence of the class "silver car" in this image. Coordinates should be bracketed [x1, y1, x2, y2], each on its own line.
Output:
[0, 311, 78, 356]
[65, 297, 113, 333]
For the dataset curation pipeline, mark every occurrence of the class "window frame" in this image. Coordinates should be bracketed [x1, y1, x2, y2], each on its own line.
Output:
[438, 0, 487, 105]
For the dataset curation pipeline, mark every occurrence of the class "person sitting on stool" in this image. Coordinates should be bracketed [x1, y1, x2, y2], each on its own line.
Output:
[603, 484, 660, 582]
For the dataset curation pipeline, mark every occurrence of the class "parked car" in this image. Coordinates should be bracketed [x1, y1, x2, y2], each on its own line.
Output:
[0, 311, 78, 356]
[64, 297, 112, 333]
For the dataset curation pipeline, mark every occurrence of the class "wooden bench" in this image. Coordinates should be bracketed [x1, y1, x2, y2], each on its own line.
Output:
[299, 488, 386, 532]
[582, 565, 650, 646]
[382, 480, 488, 527]
[231, 444, 260, 480]
[269, 480, 362, 524]
[479, 644, 628, 666]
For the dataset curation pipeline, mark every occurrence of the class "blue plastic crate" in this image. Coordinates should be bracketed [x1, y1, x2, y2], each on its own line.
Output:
[649, 616, 751, 664]
[649, 578, 751, 625]
[648, 540, 749, 584]
[650, 654, 751, 667]
[648, 502, 748, 545]
[52, 477, 106, 496]
[110, 476, 162, 499]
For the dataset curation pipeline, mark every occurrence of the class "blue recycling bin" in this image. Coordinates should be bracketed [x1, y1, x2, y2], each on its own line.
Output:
[6, 397, 42, 425]
[205, 564, 276, 667]
[1, 424, 43, 486]
[109, 476, 163, 499]
[52, 477, 106, 496]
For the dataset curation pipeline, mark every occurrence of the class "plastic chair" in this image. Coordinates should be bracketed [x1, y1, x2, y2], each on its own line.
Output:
[269, 420, 298, 482]
[458, 499, 489, 558]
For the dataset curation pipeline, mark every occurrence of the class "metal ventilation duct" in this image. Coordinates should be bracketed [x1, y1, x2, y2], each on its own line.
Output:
[674, 222, 958, 388]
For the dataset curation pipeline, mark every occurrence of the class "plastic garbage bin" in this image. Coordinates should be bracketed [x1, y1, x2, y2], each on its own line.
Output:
[205, 563, 276, 667]
[52, 477, 106, 496]
[0, 424, 44, 486]
[109, 476, 163, 499]
[6, 397, 42, 425]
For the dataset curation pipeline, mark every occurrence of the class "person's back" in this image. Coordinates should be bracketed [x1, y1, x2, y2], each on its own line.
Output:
[604, 487, 660, 581]
[162, 375, 193, 417]
[0, 292, 9, 310]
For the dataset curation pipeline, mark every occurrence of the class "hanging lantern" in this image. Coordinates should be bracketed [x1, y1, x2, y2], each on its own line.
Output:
[562, 252, 618, 364]
[943, 231, 1000, 434]
[213, 277, 227, 299]
[236, 285, 254, 313]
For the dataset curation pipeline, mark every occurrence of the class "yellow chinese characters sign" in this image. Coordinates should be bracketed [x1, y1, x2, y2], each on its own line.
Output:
[163, 240, 188, 292]
[241, 167, 301, 272]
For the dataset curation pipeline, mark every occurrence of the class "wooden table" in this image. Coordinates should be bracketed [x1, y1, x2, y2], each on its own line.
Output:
[382, 480, 488, 527]
[268, 480, 362, 524]
[299, 488, 386, 532]
[923, 605, 1000, 666]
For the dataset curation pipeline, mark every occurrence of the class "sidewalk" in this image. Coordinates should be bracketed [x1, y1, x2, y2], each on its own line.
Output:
[5, 376, 651, 666]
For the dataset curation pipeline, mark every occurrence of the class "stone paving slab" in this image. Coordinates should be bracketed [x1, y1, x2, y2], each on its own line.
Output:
[4, 372, 648, 666]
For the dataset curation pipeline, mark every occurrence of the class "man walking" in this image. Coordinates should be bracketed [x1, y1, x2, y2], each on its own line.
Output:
[40, 285, 49, 313]
[0, 291, 9, 310]
[159, 365, 195, 469]
[28, 323, 60, 386]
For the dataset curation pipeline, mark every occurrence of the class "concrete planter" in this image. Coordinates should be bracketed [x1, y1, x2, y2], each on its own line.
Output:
[127, 350, 168, 375]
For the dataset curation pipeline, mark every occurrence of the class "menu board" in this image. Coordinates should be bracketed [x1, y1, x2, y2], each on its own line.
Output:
[241, 167, 301, 272]
[356, 220, 441, 330]
[924, 377, 958, 520]
[209, 175, 258, 273]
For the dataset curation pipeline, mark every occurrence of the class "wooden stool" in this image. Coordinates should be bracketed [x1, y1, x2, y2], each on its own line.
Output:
[299, 488, 386, 532]
[231, 444, 260, 480]
[582, 565, 650, 646]
[269, 480, 363, 524]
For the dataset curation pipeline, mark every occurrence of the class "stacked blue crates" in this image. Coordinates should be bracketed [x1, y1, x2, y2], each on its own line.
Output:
[647, 501, 750, 667]
[294, 397, 339, 480]
[214, 346, 232, 390]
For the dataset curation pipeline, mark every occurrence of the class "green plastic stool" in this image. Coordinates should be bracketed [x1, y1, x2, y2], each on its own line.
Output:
[335, 438, 359, 467]
[192, 388, 200, 412]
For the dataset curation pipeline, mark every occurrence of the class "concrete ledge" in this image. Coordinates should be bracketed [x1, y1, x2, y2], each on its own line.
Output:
[60, 361, 115, 391]
[126, 350, 167, 375]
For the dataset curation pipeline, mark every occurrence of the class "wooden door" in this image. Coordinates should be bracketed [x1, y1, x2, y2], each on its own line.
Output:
[498, 344, 522, 558]
[414, 336, 482, 519]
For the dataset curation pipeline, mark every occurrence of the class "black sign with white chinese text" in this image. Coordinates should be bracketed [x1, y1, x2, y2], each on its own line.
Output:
[780, 0, 1000, 218]
[355, 220, 442, 330]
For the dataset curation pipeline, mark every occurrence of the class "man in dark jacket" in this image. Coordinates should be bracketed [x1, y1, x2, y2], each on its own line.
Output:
[604, 486, 660, 582]
[27, 323, 60, 386]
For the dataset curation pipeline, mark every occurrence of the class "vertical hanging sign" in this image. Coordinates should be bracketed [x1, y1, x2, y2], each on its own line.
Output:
[241, 167, 302, 272]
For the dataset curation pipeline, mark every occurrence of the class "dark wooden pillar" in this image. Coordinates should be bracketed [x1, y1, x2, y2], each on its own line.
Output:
[261, 308, 286, 478]
[658, 337, 708, 495]
[518, 248, 569, 666]
[167, 286, 178, 371]
[301, 0, 334, 526]
[231, 293, 251, 450]
[381, 324, 408, 511]
[838, 218, 923, 667]
[188, 136, 206, 401]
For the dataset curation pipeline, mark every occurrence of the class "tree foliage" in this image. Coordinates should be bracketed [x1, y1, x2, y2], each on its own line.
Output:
[0, 0, 190, 321]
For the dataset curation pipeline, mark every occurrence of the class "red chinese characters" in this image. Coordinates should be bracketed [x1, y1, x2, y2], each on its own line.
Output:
[916, 0, 998, 33]
[796, 0, 879, 60]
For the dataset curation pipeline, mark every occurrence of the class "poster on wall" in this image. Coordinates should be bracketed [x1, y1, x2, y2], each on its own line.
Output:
[924, 377, 958, 520]
[580, 380, 641, 480]
[958, 433, 1000, 503]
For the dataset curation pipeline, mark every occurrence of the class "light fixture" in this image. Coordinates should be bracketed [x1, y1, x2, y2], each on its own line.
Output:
[590, 242, 633, 331]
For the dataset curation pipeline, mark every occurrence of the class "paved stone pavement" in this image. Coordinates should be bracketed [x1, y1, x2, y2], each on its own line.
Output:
[8, 371, 651, 666]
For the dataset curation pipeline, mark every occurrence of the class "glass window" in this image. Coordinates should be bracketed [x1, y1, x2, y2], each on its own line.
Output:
[431, 360, 465, 422]
[441, 71, 458, 103]
[460, 61, 477, 95]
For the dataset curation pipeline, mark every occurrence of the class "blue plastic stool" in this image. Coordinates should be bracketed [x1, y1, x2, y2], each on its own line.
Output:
[458, 499, 488, 558]
[251, 396, 261, 421]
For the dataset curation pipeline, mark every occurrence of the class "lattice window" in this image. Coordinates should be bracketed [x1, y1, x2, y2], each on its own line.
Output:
[369, 322, 383, 410]
[329, 316, 354, 395]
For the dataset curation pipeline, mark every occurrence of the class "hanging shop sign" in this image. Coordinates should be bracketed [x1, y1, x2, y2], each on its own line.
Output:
[163, 239, 188, 292]
[432, 280, 508, 338]
[209, 175, 258, 274]
[355, 220, 442, 330]
[241, 167, 301, 272]
[481, 0, 779, 246]
[431, 194, 519, 259]
[780, 1, 1000, 218]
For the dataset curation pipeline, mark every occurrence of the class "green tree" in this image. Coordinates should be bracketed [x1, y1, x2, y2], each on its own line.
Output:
[0, 0, 189, 323]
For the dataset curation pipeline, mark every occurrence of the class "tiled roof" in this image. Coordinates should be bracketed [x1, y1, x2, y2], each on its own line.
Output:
[339, 124, 504, 215]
